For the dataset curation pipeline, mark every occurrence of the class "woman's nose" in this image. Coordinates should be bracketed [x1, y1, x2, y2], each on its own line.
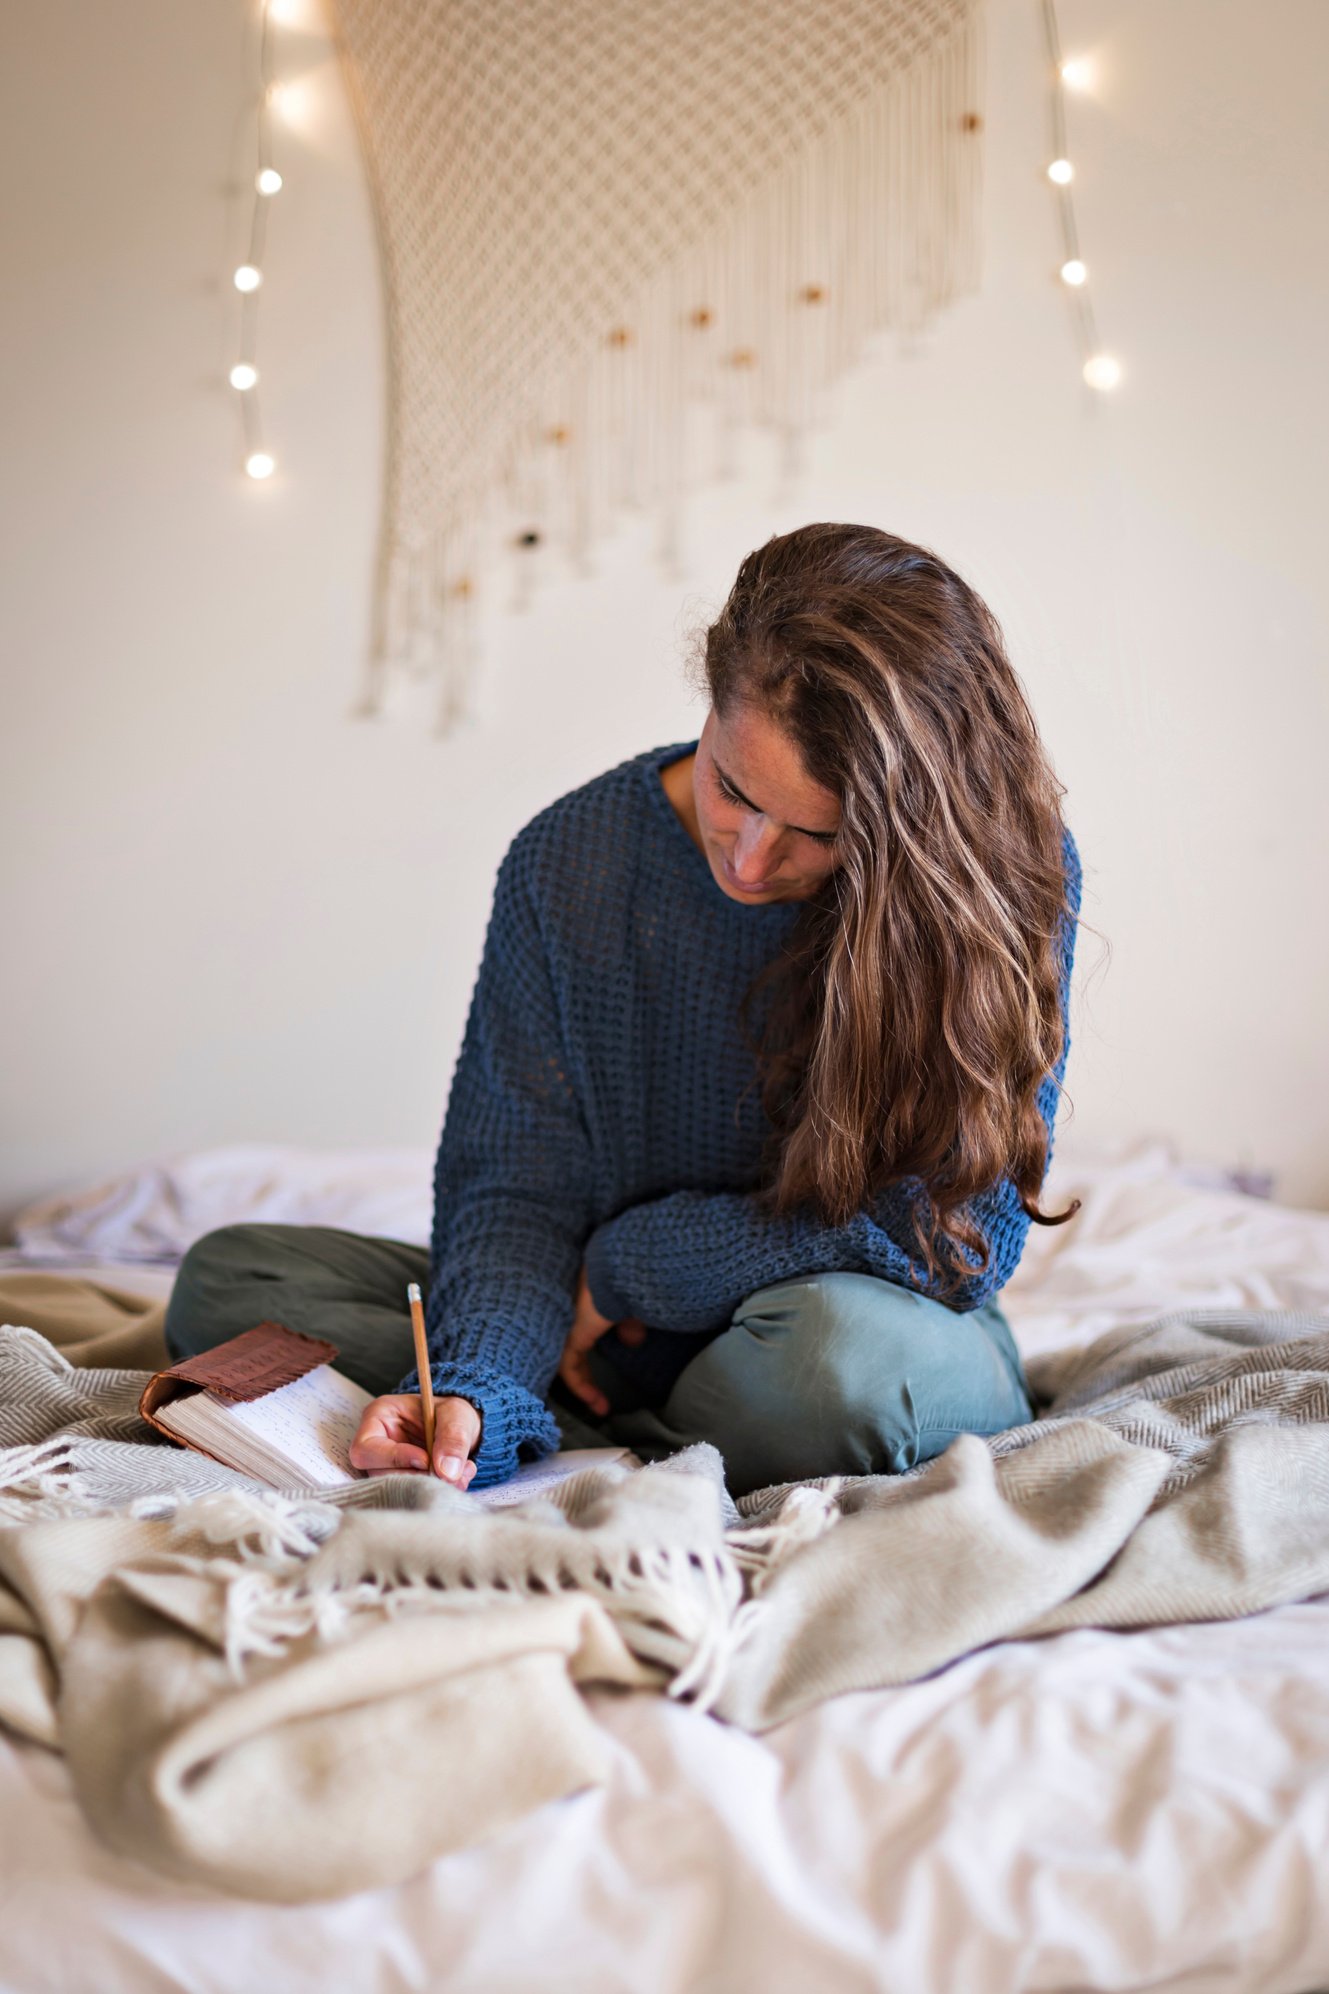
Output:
[732, 818, 780, 878]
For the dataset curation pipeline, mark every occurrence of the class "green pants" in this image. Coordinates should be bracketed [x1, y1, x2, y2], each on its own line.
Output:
[164, 1224, 1034, 1495]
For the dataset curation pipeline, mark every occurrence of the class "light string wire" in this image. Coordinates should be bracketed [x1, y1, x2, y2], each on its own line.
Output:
[1040, 0, 1120, 391]
[231, 1, 281, 477]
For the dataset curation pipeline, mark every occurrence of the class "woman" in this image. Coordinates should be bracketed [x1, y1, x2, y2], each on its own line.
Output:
[165, 524, 1081, 1498]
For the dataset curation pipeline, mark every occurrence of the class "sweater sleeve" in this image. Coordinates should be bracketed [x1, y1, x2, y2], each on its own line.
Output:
[395, 838, 595, 1487]
[583, 831, 1082, 1335]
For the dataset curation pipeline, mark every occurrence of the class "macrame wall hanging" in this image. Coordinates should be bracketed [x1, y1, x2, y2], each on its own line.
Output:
[330, 0, 986, 732]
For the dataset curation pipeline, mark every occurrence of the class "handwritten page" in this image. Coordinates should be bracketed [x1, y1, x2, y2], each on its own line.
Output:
[159, 1365, 372, 1488]
[221, 1366, 372, 1484]
[158, 1379, 638, 1500]
[472, 1447, 638, 1508]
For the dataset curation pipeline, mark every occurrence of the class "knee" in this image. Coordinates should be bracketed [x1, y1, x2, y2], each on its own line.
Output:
[164, 1223, 278, 1358]
[173, 1221, 268, 1299]
[736, 1271, 932, 1415]
[667, 1274, 933, 1493]
[743, 1274, 1030, 1473]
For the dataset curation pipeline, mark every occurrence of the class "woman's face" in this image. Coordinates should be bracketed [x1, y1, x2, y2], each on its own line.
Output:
[693, 704, 842, 905]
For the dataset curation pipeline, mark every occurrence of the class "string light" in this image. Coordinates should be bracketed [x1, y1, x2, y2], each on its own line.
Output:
[1082, 355, 1122, 391]
[267, 79, 311, 128]
[1041, 2, 1120, 392]
[228, 3, 284, 483]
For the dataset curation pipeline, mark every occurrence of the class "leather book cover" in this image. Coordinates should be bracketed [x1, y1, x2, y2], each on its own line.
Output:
[138, 1320, 340, 1439]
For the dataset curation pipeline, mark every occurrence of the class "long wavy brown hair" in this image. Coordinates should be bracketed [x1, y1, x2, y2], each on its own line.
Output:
[698, 523, 1080, 1290]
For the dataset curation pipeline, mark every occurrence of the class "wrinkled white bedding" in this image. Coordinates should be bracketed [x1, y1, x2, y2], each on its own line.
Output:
[2, 1146, 1328, 1994]
[1005, 1146, 1329, 1360]
[4, 1143, 433, 1267]
[4, 1602, 1327, 1994]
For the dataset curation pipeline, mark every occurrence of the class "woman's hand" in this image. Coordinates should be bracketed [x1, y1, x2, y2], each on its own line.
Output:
[349, 1393, 481, 1487]
[557, 1265, 646, 1416]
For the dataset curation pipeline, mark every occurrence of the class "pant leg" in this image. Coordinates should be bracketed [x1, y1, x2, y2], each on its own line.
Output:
[604, 1272, 1034, 1497]
[164, 1223, 429, 1398]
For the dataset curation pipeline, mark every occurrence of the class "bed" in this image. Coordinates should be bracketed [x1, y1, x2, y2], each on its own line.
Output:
[2, 1142, 1328, 1994]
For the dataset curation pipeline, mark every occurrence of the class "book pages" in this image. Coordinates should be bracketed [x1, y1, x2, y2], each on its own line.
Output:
[157, 1365, 372, 1488]
[471, 1448, 638, 1508]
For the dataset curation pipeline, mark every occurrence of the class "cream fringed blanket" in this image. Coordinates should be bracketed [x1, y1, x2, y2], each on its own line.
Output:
[329, 0, 984, 726]
[3, 1280, 1329, 1902]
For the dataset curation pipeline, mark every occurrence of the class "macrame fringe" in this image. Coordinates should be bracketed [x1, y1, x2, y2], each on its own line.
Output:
[203, 1475, 845, 1710]
[0, 1437, 344, 1542]
[356, 13, 983, 733]
[209, 1528, 746, 1710]
[167, 1487, 339, 1562]
[728, 1479, 845, 1593]
[0, 1438, 91, 1522]
[0, 1424, 846, 1707]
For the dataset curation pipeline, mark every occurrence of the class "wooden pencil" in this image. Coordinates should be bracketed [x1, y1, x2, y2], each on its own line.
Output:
[407, 1282, 436, 1469]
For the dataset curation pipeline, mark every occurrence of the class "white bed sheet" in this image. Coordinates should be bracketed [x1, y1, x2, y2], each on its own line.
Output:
[2, 1148, 1329, 1994]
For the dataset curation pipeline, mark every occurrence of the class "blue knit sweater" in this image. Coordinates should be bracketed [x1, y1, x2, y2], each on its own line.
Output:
[399, 740, 1081, 1487]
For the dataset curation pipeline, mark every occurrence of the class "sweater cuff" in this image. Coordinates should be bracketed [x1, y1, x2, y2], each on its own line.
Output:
[582, 1224, 633, 1325]
[393, 1359, 560, 1489]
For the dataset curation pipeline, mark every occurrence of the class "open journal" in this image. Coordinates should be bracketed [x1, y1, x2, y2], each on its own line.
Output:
[138, 1321, 637, 1507]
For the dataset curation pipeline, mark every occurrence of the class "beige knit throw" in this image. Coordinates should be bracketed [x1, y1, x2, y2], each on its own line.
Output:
[330, 0, 984, 728]
[6, 1294, 1329, 1900]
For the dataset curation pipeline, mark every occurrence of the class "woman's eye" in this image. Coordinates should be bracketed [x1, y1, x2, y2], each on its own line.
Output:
[718, 773, 835, 846]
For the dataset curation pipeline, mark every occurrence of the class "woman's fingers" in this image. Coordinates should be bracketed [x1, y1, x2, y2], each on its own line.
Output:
[350, 1430, 431, 1473]
[349, 1392, 480, 1482]
[558, 1342, 610, 1417]
[430, 1397, 482, 1485]
[348, 1396, 430, 1474]
[556, 1265, 632, 1415]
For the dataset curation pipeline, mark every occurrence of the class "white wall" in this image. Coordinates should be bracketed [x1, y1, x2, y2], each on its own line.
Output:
[2, 0, 1326, 1222]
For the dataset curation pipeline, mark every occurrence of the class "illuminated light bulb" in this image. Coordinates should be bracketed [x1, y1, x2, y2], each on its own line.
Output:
[256, 167, 283, 196]
[1083, 354, 1122, 391]
[229, 362, 259, 390]
[245, 450, 276, 479]
[268, 79, 310, 127]
[1060, 258, 1088, 287]
[1060, 58, 1091, 90]
[1047, 157, 1074, 185]
[233, 263, 263, 293]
